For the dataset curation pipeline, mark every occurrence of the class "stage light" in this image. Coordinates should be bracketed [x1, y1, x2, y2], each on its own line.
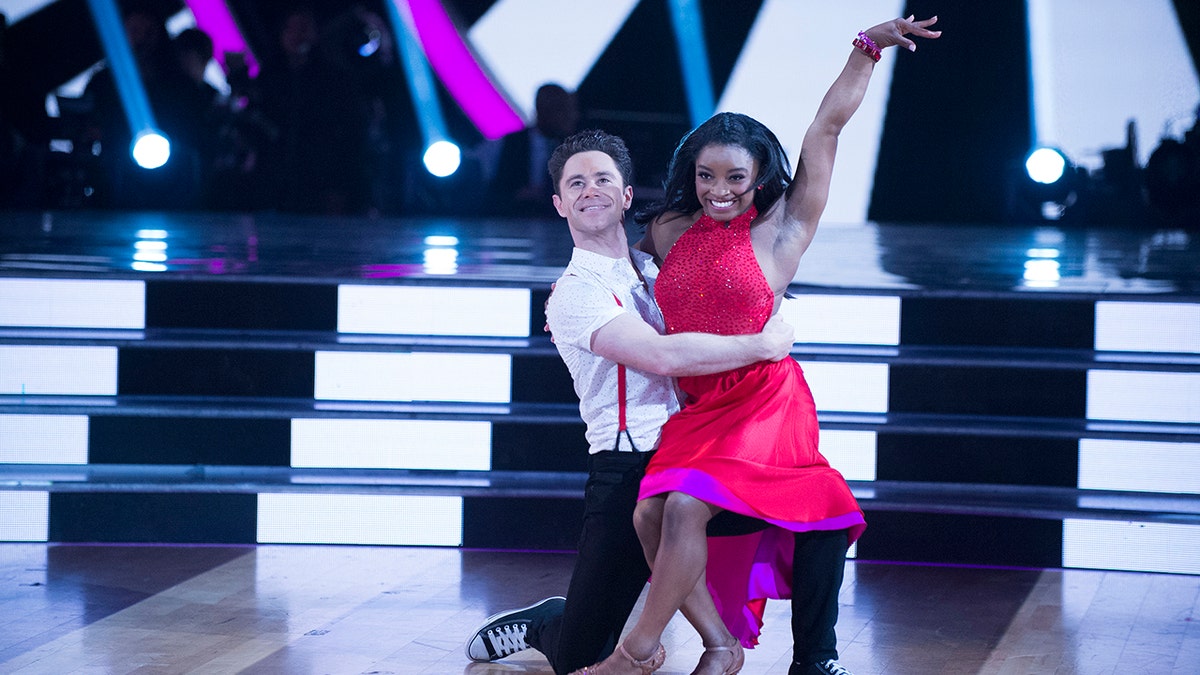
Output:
[1009, 146, 1083, 222]
[85, 0, 174, 172]
[666, 0, 715, 127]
[423, 140, 461, 178]
[131, 130, 170, 169]
[359, 28, 383, 57]
[384, 0, 462, 177]
[1025, 147, 1067, 185]
[394, 0, 523, 140]
[183, 0, 259, 77]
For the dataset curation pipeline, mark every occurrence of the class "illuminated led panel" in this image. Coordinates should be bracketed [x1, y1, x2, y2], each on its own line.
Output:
[0, 346, 118, 395]
[0, 279, 144, 328]
[257, 494, 463, 546]
[467, 0, 638, 118]
[292, 418, 491, 471]
[0, 415, 89, 464]
[1063, 519, 1200, 575]
[799, 362, 889, 414]
[314, 351, 511, 403]
[1078, 439, 1200, 494]
[777, 295, 900, 346]
[1094, 301, 1200, 354]
[338, 285, 530, 337]
[818, 429, 877, 481]
[0, 0, 55, 23]
[719, 0, 904, 223]
[1087, 370, 1200, 424]
[0, 491, 49, 542]
[1028, 0, 1199, 169]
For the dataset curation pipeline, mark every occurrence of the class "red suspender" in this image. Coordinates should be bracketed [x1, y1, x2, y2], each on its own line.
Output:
[612, 293, 627, 433]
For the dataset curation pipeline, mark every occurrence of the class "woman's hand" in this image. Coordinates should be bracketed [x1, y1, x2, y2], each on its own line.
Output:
[864, 15, 942, 52]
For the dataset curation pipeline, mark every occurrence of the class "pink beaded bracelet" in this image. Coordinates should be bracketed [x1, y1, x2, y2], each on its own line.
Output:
[852, 31, 881, 62]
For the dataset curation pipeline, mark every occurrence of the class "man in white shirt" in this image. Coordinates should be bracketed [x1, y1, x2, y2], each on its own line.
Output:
[465, 129, 794, 674]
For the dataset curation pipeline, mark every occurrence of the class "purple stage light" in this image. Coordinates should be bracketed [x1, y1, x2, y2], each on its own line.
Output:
[396, 0, 524, 140]
[183, 0, 258, 77]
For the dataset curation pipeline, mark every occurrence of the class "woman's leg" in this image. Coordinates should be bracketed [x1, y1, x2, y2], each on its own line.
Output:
[621, 492, 720, 666]
[575, 492, 743, 674]
[633, 496, 665, 566]
[635, 496, 739, 651]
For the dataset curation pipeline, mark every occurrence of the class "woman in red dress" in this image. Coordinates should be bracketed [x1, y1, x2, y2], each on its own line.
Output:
[569, 15, 941, 675]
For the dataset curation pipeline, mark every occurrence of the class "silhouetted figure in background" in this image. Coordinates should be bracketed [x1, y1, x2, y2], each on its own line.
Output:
[197, 41, 278, 213]
[321, 3, 422, 217]
[1145, 107, 1200, 229]
[256, 6, 371, 216]
[0, 11, 30, 208]
[484, 83, 580, 217]
[1, 12, 12, 201]
[170, 27, 223, 207]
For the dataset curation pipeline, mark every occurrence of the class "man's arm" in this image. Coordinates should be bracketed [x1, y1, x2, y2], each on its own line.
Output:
[785, 16, 942, 235]
[590, 312, 794, 377]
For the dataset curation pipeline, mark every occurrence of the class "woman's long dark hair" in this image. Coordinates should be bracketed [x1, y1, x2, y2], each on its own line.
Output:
[634, 112, 793, 226]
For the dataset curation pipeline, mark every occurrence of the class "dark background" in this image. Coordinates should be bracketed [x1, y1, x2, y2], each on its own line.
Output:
[1, 0, 1197, 224]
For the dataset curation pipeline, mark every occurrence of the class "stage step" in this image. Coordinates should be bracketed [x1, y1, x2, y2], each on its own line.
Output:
[3, 464, 1199, 525]
[2, 212, 1198, 573]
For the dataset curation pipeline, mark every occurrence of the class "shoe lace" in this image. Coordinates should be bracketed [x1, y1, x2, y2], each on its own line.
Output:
[818, 659, 851, 675]
[486, 623, 528, 656]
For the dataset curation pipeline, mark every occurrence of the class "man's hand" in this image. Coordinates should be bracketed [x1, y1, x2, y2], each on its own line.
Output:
[759, 314, 795, 362]
[864, 15, 942, 53]
[543, 282, 557, 341]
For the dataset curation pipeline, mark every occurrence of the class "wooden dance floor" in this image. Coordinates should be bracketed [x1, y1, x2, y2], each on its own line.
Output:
[2, 542, 1198, 674]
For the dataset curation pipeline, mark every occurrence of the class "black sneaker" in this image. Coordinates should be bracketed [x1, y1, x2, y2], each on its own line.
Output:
[464, 596, 566, 662]
[807, 659, 853, 675]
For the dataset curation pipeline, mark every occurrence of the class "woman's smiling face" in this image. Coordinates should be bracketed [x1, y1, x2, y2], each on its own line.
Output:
[694, 143, 758, 221]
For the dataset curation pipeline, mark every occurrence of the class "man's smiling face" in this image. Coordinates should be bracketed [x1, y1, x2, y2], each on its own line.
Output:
[553, 151, 633, 235]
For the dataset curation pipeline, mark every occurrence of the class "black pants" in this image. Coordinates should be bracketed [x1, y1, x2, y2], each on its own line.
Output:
[788, 528, 849, 669]
[708, 513, 849, 670]
[527, 451, 653, 675]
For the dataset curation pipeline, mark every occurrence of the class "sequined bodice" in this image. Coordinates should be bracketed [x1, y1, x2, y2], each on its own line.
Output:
[656, 207, 774, 336]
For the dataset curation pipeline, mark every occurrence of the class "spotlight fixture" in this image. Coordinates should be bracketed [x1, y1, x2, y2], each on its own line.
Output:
[131, 130, 170, 170]
[423, 140, 461, 178]
[385, 0, 462, 177]
[1010, 146, 1080, 222]
[1025, 147, 1067, 185]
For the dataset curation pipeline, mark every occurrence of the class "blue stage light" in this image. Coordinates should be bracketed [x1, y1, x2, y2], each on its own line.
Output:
[131, 130, 170, 169]
[85, 0, 172, 169]
[423, 140, 461, 178]
[666, 0, 715, 127]
[1025, 147, 1068, 185]
[1010, 147, 1082, 222]
[359, 29, 382, 57]
[384, 0, 460, 177]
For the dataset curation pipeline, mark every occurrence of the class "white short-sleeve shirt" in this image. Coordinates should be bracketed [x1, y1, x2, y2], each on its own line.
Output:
[545, 247, 680, 454]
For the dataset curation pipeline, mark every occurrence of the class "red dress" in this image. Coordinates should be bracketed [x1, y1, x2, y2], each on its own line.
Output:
[640, 207, 866, 646]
